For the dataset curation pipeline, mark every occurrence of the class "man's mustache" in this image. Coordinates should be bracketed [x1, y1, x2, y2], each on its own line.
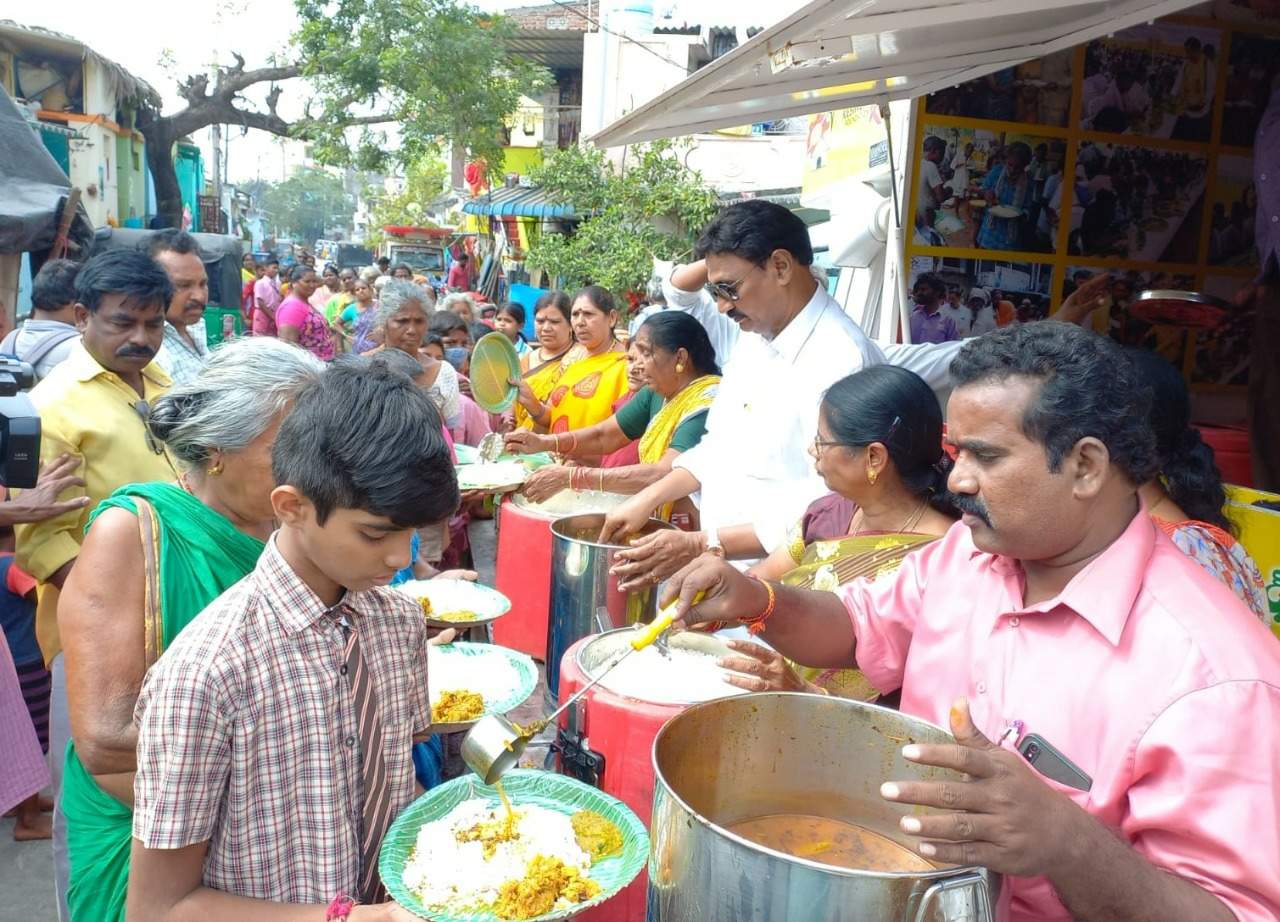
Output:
[116, 346, 156, 359]
[727, 308, 747, 323]
[952, 492, 992, 527]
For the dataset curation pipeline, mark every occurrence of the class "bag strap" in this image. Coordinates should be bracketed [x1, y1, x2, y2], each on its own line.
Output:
[22, 327, 80, 368]
[134, 497, 165, 668]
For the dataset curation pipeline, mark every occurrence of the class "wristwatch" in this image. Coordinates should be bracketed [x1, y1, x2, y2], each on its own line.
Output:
[704, 529, 725, 559]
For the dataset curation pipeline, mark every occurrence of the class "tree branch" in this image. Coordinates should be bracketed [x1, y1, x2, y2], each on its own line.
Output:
[218, 63, 302, 95]
[340, 112, 399, 126]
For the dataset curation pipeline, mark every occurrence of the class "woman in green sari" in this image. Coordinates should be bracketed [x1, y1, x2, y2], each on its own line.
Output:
[57, 338, 325, 922]
[715, 366, 959, 699]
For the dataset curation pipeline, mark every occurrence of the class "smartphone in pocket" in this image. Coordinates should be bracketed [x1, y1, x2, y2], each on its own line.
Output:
[1017, 733, 1092, 792]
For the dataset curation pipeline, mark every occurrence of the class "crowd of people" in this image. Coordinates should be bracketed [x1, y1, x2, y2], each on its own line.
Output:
[1080, 32, 1216, 140]
[1070, 143, 1208, 261]
[0, 196, 1276, 922]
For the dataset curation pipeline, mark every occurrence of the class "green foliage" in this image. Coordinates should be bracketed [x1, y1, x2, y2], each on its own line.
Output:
[362, 155, 449, 246]
[294, 0, 549, 179]
[526, 140, 719, 300]
[260, 168, 351, 244]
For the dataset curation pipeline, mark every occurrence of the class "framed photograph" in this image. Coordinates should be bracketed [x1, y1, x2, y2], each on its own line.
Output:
[1191, 274, 1254, 386]
[1062, 266, 1195, 362]
[1214, 0, 1280, 30]
[915, 124, 1067, 254]
[1079, 22, 1222, 141]
[1068, 141, 1208, 262]
[924, 50, 1075, 127]
[907, 258, 1055, 340]
[1208, 155, 1258, 266]
[1220, 32, 1280, 148]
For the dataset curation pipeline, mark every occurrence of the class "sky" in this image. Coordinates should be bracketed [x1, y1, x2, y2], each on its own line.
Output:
[7, 0, 800, 184]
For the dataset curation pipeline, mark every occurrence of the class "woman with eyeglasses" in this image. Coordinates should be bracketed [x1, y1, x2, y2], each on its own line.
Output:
[511, 286, 630, 434]
[711, 365, 960, 698]
[55, 338, 325, 922]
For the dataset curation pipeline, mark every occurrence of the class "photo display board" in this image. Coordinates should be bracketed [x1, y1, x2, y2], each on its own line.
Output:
[906, 9, 1271, 390]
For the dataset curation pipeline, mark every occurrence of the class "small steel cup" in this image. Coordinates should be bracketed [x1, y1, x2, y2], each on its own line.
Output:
[461, 714, 529, 785]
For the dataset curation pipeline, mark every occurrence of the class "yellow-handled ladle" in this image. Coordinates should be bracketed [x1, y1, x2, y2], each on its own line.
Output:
[461, 593, 702, 784]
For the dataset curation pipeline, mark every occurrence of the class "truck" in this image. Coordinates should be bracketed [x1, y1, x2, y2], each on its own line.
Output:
[316, 239, 375, 271]
[377, 225, 452, 280]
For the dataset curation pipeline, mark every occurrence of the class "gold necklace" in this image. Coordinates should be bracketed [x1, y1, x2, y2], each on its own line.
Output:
[850, 498, 930, 537]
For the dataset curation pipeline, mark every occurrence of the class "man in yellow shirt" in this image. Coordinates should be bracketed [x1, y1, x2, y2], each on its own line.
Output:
[14, 248, 176, 917]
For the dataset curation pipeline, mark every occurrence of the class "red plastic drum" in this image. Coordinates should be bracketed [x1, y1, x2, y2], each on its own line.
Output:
[492, 490, 627, 660]
[556, 630, 737, 922]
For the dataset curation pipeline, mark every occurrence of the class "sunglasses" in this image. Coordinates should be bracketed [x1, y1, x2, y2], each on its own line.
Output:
[131, 401, 166, 455]
[704, 265, 762, 303]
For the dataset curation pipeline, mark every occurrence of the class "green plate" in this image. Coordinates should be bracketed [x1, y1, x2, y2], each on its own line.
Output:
[470, 332, 521, 414]
[380, 769, 650, 921]
[453, 446, 553, 470]
[427, 641, 537, 732]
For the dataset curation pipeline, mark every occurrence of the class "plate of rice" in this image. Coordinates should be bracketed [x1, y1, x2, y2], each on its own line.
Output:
[428, 642, 538, 732]
[457, 461, 529, 494]
[381, 769, 649, 921]
[398, 578, 512, 629]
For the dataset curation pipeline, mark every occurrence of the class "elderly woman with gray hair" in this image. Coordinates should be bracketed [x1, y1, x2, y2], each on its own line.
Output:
[438, 291, 477, 325]
[55, 337, 325, 922]
[366, 278, 463, 439]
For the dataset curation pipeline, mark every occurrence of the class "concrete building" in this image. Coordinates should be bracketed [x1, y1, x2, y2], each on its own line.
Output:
[579, 13, 805, 196]
[0, 20, 157, 228]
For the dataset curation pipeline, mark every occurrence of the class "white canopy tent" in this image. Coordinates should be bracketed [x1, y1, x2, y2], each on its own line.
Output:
[591, 0, 1206, 345]
[591, 0, 1206, 146]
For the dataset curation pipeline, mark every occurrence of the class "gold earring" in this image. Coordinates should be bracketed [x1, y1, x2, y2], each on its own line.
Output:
[675, 363, 685, 373]
[867, 470, 877, 486]
[208, 462, 224, 477]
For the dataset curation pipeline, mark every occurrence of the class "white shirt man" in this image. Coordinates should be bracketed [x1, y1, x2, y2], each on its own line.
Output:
[663, 268, 963, 412]
[671, 280, 884, 551]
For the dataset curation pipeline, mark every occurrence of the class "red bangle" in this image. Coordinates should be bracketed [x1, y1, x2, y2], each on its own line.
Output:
[742, 575, 777, 636]
[326, 892, 356, 921]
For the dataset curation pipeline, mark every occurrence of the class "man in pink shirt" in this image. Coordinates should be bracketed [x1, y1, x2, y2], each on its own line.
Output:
[252, 258, 282, 336]
[666, 322, 1280, 922]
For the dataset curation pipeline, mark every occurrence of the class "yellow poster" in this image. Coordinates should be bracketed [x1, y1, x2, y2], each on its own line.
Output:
[802, 106, 888, 205]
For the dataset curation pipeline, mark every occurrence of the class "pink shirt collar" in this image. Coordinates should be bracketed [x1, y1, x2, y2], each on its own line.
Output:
[973, 500, 1150, 647]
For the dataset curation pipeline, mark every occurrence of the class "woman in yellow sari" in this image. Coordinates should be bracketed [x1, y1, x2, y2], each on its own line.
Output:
[713, 366, 959, 699]
[512, 286, 629, 433]
[514, 291, 575, 428]
[505, 312, 720, 502]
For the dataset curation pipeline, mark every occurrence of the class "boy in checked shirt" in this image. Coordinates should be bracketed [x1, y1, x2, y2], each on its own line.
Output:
[128, 359, 459, 921]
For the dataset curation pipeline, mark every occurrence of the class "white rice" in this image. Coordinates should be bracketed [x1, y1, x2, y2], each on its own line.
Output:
[596, 646, 741, 705]
[427, 646, 521, 708]
[397, 578, 506, 618]
[457, 461, 527, 490]
[402, 798, 592, 912]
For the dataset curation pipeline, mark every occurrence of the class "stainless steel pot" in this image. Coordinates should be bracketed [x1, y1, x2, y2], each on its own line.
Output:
[648, 693, 1000, 922]
[546, 512, 673, 703]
